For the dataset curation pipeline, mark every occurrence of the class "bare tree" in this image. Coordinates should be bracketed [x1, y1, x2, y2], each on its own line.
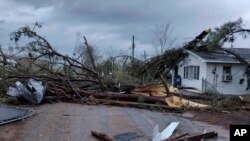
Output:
[73, 32, 102, 69]
[152, 22, 176, 55]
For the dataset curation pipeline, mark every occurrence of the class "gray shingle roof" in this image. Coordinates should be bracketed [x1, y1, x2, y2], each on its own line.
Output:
[189, 48, 250, 63]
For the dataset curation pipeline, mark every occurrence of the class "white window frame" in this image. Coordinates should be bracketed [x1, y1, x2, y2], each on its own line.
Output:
[184, 65, 199, 80]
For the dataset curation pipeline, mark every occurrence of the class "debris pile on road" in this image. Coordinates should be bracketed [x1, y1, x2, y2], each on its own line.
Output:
[0, 24, 249, 114]
[91, 121, 218, 141]
[0, 26, 212, 113]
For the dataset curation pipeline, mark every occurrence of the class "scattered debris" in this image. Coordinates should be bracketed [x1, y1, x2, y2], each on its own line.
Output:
[217, 96, 245, 110]
[4, 80, 212, 112]
[90, 126, 217, 141]
[172, 131, 218, 141]
[7, 79, 45, 104]
[150, 122, 219, 141]
[2, 26, 248, 116]
[97, 99, 183, 113]
[152, 122, 180, 141]
[239, 95, 250, 104]
[242, 106, 250, 111]
[130, 84, 178, 96]
[170, 132, 189, 140]
[0, 105, 35, 125]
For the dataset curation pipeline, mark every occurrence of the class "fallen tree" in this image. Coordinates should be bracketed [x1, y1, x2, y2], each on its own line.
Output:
[0, 24, 213, 112]
[3, 19, 249, 112]
[141, 29, 211, 79]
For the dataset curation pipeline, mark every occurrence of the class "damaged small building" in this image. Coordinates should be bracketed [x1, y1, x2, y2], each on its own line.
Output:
[172, 48, 250, 95]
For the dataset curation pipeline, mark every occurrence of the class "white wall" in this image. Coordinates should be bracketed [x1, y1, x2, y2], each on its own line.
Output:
[177, 53, 206, 91]
[175, 51, 250, 95]
[206, 63, 250, 95]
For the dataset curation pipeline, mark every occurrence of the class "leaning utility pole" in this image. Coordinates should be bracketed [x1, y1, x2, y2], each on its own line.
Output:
[132, 35, 135, 62]
[143, 50, 147, 60]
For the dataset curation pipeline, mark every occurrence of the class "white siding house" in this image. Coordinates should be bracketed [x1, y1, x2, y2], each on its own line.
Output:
[172, 48, 250, 95]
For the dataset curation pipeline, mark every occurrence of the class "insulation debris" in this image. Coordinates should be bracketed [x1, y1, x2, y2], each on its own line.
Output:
[7, 79, 45, 104]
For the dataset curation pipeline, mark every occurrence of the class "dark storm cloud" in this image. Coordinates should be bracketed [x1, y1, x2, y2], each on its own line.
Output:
[1, 0, 250, 57]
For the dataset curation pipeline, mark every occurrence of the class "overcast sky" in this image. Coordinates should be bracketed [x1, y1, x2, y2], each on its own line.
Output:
[1, 0, 250, 58]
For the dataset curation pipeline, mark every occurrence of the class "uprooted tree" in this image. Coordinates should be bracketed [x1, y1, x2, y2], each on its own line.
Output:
[141, 18, 250, 84]
[0, 18, 249, 112]
[3, 22, 108, 101]
[0, 22, 176, 111]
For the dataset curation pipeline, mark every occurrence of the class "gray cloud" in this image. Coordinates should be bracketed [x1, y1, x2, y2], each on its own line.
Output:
[1, 0, 250, 58]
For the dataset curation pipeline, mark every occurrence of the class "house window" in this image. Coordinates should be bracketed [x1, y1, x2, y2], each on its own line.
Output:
[184, 66, 199, 80]
[223, 66, 231, 75]
[194, 66, 199, 79]
[184, 66, 188, 79]
[222, 66, 232, 82]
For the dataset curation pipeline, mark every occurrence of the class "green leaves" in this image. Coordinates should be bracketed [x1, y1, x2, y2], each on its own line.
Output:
[205, 18, 250, 50]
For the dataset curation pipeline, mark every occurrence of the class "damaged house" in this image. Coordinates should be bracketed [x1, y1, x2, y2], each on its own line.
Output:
[172, 48, 250, 95]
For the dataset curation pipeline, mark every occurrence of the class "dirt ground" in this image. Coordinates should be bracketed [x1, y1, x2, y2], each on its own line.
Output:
[0, 103, 231, 141]
[188, 110, 250, 130]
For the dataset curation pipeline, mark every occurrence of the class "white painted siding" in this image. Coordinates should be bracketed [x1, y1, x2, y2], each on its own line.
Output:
[173, 50, 250, 95]
[177, 53, 206, 91]
[206, 63, 250, 95]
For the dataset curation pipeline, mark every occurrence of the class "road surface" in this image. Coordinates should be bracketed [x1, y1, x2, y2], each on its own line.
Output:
[0, 103, 229, 141]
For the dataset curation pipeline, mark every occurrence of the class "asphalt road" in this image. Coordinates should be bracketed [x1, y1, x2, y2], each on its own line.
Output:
[0, 103, 229, 141]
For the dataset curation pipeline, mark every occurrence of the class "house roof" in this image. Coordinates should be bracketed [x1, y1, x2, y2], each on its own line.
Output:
[188, 48, 250, 63]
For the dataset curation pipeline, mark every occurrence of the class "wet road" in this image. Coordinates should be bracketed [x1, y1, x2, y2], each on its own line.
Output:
[0, 103, 229, 141]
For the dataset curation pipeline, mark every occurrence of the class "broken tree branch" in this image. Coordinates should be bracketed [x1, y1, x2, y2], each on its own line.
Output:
[159, 74, 170, 94]
[141, 29, 211, 79]
[84, 36, 105, 92]
[76, 90, 168, 105]
[97, 99, 183, 113]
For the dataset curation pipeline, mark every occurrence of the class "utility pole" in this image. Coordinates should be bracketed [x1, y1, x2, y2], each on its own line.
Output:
[132, 35, 135, 62]
[143, 50, 147, 60]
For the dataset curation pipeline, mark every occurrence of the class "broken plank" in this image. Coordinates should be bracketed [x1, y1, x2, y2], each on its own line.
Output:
[169, 132, 188, 140]
[91, 130, 116, 141]
[173, 131, 218, 141]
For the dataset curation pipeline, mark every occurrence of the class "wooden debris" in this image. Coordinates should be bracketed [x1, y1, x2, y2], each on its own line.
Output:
[169, 132, 189, 140]
[91, 130, 116, 141]
[130, 84, 178, 96]
[165, 96, 209, 108]
[3, 26, 214, 112]
[76, 90, 168, 105]
[169, 92, 213, 101]
[173, 131, 218, 141]
[242, 106, 250, 111]
[239, 96, 250, 104]
[97, 99, 183, 113]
